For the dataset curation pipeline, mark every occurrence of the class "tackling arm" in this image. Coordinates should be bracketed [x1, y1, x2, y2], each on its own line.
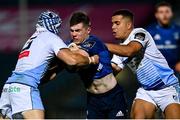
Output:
[57, 48, 99, 66]
[106, 41, 142, 57]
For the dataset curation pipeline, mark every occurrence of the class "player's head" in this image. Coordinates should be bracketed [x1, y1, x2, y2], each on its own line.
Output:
[37, 10, 62, 34]
[155, 2, 173, 26]
[69, 12, 91, 44]
[112, 9, 134, 41]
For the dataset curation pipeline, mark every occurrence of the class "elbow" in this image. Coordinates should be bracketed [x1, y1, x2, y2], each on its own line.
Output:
[126, 52, 133, 57]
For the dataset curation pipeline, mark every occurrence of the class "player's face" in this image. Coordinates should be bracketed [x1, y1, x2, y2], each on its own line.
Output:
[155, 6, 173, 26]
[70, 23, 90, 44]
[112, 15, 131, 40]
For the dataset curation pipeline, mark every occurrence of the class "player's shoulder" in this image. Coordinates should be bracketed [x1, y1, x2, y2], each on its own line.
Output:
[88, 35, 102, 42]
[132, 28, 148, 35]
[41, 30, 63, 43]
[81, 35, 105, 49]
[146, 23, 157, 30]
[173, 23, 180, 30]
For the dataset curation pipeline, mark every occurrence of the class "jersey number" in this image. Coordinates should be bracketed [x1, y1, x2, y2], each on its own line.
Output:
[18, 36, 36, 59]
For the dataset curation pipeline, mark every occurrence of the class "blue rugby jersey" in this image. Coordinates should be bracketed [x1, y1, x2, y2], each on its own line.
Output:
[67, 35, 113, 87]
[146, 23, 180, 68]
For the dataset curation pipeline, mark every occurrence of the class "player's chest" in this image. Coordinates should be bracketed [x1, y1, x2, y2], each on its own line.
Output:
[153, 30, 179, 43]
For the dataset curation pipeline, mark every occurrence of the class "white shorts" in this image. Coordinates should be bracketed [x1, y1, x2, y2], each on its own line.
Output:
[0, 83, 44, 118]
[135, 85, 180, 111]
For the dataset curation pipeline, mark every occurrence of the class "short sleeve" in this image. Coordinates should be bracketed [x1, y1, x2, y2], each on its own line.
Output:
[51, 37, 68, 55]
[130, 29, 148, 48]
[111, 54, 124, 69]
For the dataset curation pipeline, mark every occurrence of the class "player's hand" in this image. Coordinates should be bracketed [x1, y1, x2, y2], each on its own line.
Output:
[175, 61, 180, 73]
[68, 43, 80, 51]
[89, 55, 99, 64]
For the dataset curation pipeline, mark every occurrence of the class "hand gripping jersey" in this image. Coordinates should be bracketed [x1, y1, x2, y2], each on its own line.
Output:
[6, 26, 67, 88]
[112, 28, 179, 90]
[67, 35, 113, 88]
[146, 23, 180, 68]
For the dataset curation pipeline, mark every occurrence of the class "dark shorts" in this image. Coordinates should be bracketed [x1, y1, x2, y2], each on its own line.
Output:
[87, 83, 127, 119]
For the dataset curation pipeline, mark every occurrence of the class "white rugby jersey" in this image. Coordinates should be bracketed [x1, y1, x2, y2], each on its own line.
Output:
[6, 26, 67, 87]
[112, 28, 179, 90]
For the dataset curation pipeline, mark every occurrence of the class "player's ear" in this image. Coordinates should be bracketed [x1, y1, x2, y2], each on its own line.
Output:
[87, 27, 91, 34]
[155, 12, 158, 19]
[127, 21, 132, 30]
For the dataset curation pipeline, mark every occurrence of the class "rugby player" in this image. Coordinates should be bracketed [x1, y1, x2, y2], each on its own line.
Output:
[0, 10, 98, 119]
[146, 2, 180, 70]
[67, 12, 127, 119]
[106, 9, 180, 119]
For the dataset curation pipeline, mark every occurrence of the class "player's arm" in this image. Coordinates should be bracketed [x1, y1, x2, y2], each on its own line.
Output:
[111, 62, 122, 76]
[57, 48, 99, 66]
[106, 41, 142, 57]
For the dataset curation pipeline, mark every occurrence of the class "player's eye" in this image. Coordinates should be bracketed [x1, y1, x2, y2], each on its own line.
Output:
[70, 29, 74, 32]
[115, 21, 120, 25]
[75, 29, 81, 32]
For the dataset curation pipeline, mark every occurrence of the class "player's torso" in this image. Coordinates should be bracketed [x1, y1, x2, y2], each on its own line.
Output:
[148, 24, 180, 67]
[6, 31, 56, 87]
[68, 35, 113, 88]
[123, 28, 179, 90]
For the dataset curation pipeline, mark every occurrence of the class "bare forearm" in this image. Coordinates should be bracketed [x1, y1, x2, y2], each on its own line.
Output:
[71, 53, 89, 66]
[106, 43, 132, 57]
[106, 42, 142, 57]
[72, 53, 99, 66]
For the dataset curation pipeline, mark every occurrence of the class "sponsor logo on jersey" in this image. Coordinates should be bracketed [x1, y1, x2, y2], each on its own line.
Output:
[174, 32, 179, 40]
[82, 41, 96, 48]
[18, 50, 30, 59]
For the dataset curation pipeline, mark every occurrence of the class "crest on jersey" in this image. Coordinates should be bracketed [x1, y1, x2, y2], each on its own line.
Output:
[174, 32, 179, 40]
[82, 41, 96, 48]
[134, 32, 145, 41]
[154, 34, 161, 40]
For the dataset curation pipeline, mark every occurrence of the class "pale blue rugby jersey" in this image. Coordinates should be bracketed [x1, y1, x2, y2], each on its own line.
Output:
[111, 28, 179, 90]
[6, 26, 67, 88]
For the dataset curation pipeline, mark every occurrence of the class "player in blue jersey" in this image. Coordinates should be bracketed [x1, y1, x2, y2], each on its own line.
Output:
[146, 2, 180, 71]
[106, 9, 180, 119]
[67, 12, 127, 119]
[0, 11, 98, 119]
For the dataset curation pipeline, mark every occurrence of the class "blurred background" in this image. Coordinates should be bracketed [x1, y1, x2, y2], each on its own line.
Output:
[0, 0, 179, 118]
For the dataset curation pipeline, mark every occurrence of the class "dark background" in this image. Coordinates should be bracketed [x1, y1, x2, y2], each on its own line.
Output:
[0, 0, 179, 118]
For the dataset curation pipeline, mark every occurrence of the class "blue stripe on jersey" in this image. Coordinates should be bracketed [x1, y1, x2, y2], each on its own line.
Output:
[137, 58, 162, 89]
[6, 62, 48, 88]
[136, 57, 178, 90]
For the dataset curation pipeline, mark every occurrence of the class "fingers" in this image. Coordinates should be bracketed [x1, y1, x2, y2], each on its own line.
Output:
[68, 43, 79, 51]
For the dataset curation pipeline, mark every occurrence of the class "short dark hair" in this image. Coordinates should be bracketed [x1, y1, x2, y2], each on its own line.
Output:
[155, 1, 172, 12]
[70, 12, 90, 27]
[112, 9, 134, 23]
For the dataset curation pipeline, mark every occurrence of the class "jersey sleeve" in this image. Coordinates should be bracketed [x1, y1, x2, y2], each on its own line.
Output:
[111, 54, 124, 69]
[51, 36, 68, 56]
[130, 29, 148, 48]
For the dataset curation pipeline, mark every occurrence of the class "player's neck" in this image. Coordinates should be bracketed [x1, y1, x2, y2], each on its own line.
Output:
[73, 35, 90, 44]
[123, 29, 132, 42]
[158, 21, 172, 28]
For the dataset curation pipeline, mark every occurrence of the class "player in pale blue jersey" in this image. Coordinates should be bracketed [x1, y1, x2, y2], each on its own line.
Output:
[0, 10, 98, 119]
[106, 9, 180, 119]
[146, 2, 180, 71]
